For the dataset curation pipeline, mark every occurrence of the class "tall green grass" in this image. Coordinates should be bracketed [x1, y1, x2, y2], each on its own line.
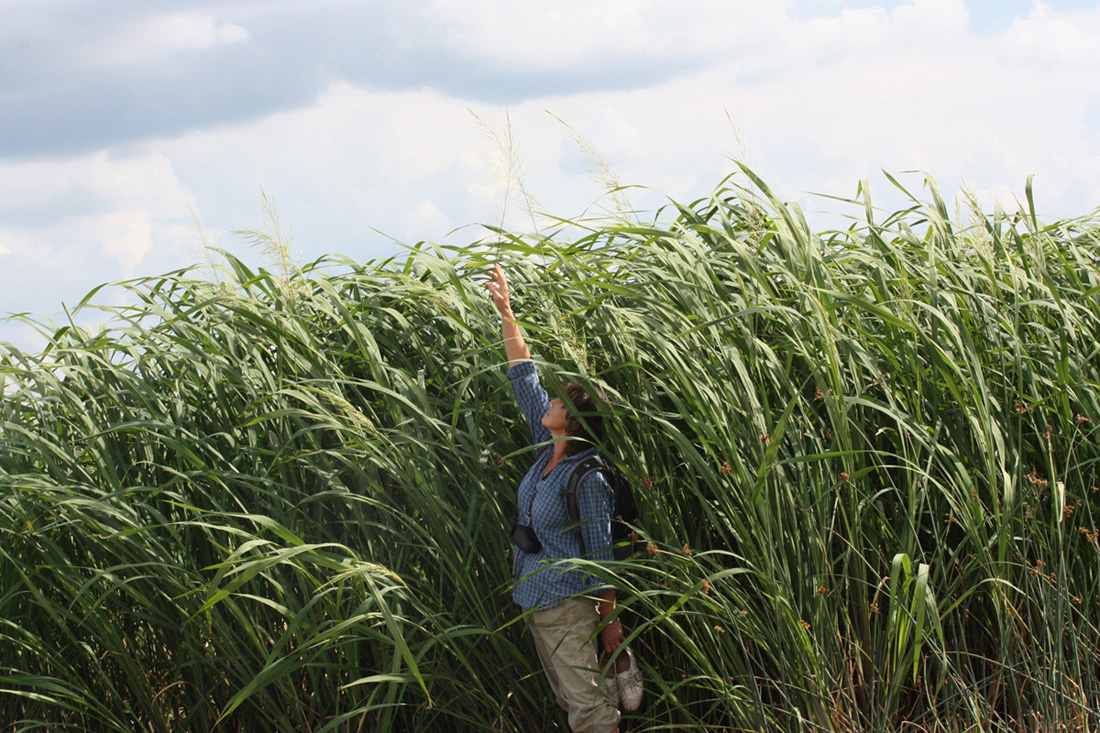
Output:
[2, 168, 1099, 731]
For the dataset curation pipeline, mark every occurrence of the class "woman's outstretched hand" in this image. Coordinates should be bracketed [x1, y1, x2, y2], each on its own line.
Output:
[486, 263, 513, 319]
[487, 263, 530, 366]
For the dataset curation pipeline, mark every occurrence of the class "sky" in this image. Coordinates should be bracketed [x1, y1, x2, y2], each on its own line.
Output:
[2, 0, 1099, 352]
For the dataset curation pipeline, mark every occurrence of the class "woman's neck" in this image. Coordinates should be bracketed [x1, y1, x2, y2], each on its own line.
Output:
[543, 431, 570, 476]
[549, 427, 570, 459]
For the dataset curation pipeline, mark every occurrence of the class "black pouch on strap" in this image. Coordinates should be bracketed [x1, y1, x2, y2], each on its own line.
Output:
[511, 524, 542, 554]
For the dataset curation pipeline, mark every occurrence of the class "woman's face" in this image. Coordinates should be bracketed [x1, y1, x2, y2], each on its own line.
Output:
[541, 398, 568, 433]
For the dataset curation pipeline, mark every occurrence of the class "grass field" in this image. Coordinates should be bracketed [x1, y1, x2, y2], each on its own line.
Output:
[2, 168, 1099, 731]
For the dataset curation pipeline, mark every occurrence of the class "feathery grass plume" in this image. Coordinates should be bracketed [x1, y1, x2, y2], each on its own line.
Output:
[723, 108, 754, 169]
[233, 188, 305, 303]
[187, 203, 228, 291]
[548, 111, 637, 226]
[470, 109, 544, 236]
[2, 168, 1100, 730]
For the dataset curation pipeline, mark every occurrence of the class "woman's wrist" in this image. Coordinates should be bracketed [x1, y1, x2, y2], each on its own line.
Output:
[601, 619, 625, 648]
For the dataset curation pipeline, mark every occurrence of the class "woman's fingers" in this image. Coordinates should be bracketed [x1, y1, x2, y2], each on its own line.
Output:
[487, 264, 511, 312]
[493, 264, 508, 291]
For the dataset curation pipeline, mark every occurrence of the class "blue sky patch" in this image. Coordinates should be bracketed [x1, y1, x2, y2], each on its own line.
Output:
[794, 0, 1098, 35]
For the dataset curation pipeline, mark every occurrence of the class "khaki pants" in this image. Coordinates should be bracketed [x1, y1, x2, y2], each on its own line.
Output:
[528, 596, 621, 733]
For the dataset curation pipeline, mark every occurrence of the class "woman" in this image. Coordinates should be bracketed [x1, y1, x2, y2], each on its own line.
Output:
[487, 263, 624, 733]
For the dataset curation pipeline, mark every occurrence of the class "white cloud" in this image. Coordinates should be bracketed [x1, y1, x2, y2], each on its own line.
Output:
[423, 0, 974, 75]
[0, 150, 197, 311]
[1002, 1, 1100, 67]
[778, 0, 971, 75]
[157, 83, 497, 249]
[4, 0, 1100, 354]
[87, 212, 154, 277]
[144, 0, 1100, 245]
[89, 13, 250, 66]
[424, 0, 785, 68]
[892, 0, 969, 33]
[405, 200, 453, 241]
[0, 151, 192, 224]
[1, 212, 155, 279]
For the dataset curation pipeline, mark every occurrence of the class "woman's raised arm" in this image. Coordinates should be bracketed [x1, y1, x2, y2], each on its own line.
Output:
[486, 263, 531, 368]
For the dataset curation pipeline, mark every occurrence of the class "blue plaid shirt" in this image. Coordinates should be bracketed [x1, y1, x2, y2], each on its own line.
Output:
[508, 360, 615, 611]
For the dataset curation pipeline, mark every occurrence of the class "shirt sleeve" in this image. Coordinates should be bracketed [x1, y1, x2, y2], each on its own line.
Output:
[507, 360, 552, 446]
[576, 471, 615, 564]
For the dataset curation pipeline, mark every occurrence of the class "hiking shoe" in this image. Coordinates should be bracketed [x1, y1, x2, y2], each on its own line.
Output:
[598, 650, 620, 708]
[615, 647, 644, 714]
[601, 647, 643, 713]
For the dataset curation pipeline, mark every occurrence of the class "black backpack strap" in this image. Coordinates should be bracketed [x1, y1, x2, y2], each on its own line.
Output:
[562, 454, 607, 557]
